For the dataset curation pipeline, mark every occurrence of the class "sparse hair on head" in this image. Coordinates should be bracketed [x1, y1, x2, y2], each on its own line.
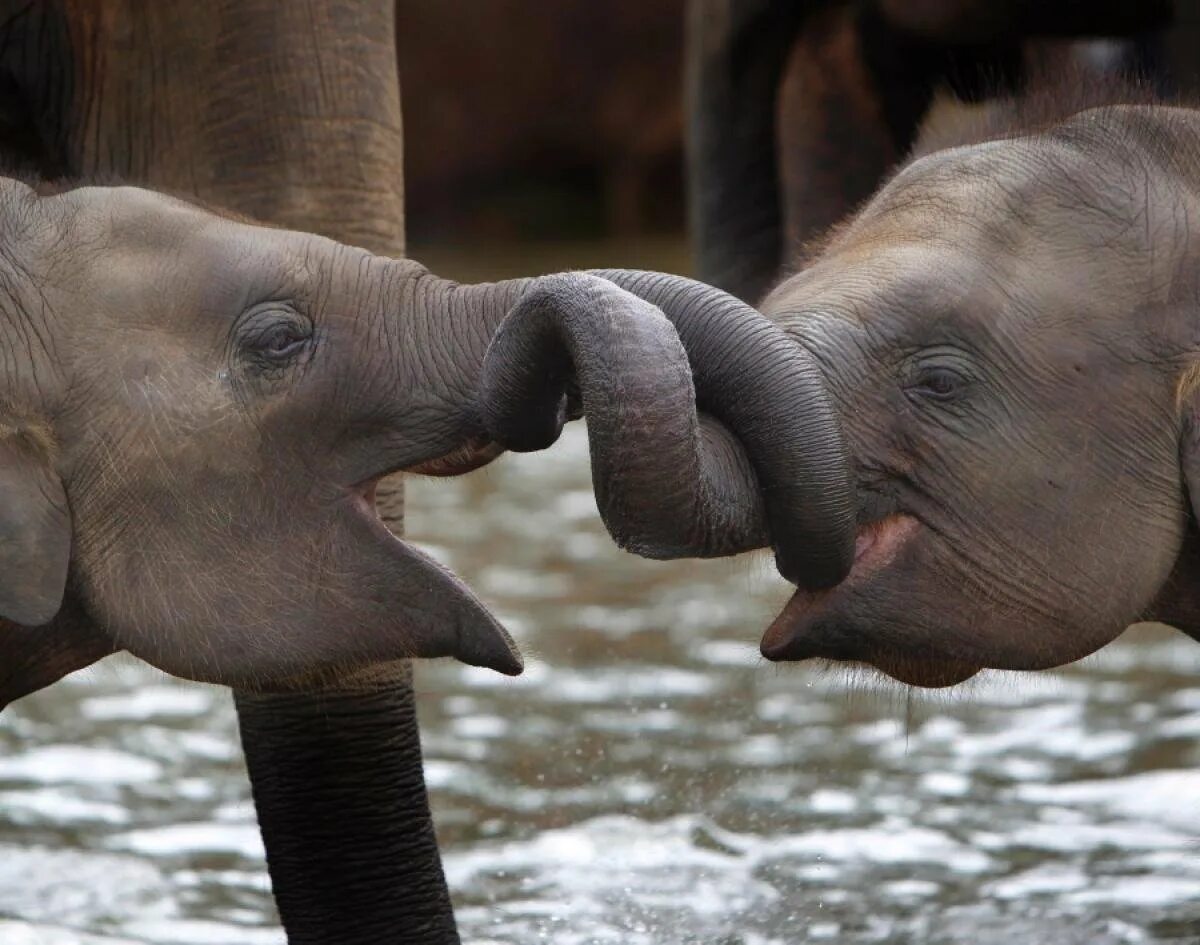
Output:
[908, 60, 1164, 160]
[789, 62, 1199, 276]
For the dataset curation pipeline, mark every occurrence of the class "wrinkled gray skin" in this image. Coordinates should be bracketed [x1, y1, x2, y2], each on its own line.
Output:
[758, 102, 1200, 687]
[0, 178, 853, 694]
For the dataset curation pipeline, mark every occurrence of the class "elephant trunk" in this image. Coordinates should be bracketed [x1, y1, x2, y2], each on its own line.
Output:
[590, 269, 853, 587]
[393, 267, 855, 589]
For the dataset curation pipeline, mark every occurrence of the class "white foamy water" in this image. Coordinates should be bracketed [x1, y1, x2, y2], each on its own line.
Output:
[2, 426, 1198, 944]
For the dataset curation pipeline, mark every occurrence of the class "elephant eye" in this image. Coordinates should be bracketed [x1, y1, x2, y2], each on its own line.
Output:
[904, 353, 974, 406]
[255, 323, 310, 361]
[916, 367, 964, 400]
[238, 309, 314, 369]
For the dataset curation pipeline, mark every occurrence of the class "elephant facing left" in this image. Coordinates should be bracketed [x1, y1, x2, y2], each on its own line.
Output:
[0, 174, 855, 706]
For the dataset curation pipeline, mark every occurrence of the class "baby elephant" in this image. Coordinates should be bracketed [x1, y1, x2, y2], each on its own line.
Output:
[0, 176, 853, 704]
[758, 91, 1200, 686]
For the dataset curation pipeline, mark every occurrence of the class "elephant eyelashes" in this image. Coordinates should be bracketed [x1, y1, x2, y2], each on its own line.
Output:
[236, 308, 315, 374]
[903, 354, 974, 406]
[256, 324, 310, 361]
[915, 367, 964, 399]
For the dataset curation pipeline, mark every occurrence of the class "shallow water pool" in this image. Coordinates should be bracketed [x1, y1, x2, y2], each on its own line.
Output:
[3, 237, 1199, 944]
[1, 423, 1198, 944]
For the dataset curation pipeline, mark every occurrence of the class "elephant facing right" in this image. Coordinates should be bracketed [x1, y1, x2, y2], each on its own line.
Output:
[0, 174, 857, 707]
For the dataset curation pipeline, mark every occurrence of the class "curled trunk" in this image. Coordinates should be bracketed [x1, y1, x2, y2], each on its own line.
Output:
[391, 266, 855, 588]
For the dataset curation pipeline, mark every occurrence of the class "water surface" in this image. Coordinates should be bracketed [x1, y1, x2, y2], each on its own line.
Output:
[1, 242, 1197, 944]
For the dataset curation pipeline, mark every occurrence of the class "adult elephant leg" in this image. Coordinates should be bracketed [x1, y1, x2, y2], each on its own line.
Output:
[24, 1, 455, 940]
[234, 668, 455, 945]
[685, 0, 809, 303]
[775, 4, 924, 263]
[684, 0, 915, 300]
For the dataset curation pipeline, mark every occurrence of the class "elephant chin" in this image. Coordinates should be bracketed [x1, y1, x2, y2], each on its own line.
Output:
[866, 654, 980, 689]
[88, 478, 524, 690]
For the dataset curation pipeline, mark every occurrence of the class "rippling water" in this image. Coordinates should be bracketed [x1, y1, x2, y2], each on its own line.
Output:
[2, 243, 1199, 943]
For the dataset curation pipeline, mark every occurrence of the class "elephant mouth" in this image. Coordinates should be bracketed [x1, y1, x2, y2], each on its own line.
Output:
[354, 476, 384, 515]
[340, 472, 523, 677]
[407, 436, 506, 477]
[344, 475, 387, 532]
[759, 514, 980, 688]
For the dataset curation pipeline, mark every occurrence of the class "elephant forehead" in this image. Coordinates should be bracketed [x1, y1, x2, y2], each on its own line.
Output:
[62, 184, 331, 279]
[765, 241, 1000, 337]
[66, 185, 210, 245]
[852, 135, 1149, 262]
[771, 170, 1174, 348]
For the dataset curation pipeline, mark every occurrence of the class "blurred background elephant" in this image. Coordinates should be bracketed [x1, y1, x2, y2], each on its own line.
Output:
[685, 0, 1200, 302]
[394, 0, 1200, 303]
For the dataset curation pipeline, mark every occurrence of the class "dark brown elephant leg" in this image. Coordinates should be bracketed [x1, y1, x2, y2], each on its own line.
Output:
[684, 0, 811, 303]
[774, 4, 917, 266]
[7, 1, 455, 941]
[687, 0, 1174, 304]
[234, 669, 456, 944]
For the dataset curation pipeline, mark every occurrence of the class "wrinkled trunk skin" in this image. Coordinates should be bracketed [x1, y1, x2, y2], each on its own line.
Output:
[393, 268, 854, 587]
[6, 1, 456, 941]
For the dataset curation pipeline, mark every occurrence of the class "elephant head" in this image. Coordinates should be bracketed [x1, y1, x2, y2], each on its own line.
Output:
[0, 177, 855, 702]
[755, 100, 1200, 686]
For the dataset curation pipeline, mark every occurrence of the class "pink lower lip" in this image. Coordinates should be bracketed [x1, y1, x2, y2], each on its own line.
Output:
[760, 514, 919, 658]
[850, 514, 919, 578]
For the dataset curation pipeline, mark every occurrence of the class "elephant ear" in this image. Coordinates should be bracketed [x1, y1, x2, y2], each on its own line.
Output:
[0, 426, 71, 626]
[1163, 383, 1200, 644]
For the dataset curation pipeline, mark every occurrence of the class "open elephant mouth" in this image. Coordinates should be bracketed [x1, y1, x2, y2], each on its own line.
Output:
[407, 436, 507, 477]
[353, 476, 387, 518]
[335, 473, 523, 678]
[760, 514, 980, 688]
